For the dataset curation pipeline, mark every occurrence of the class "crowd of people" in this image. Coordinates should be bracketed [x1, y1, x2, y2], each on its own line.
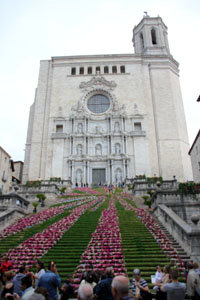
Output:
[1, 255, 200, 300]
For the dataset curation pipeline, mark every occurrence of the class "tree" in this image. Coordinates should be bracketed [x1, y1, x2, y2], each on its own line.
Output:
[36, 193, 46, 207]
[32, 201, 39, 213]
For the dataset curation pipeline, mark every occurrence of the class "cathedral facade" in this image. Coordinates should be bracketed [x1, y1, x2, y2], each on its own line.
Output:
[23, 16, 192, 185]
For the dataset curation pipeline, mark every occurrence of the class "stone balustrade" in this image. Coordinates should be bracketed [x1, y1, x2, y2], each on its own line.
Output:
[153, 204, 200, 263]
[0, 193, 29, 210]
[128, 179, 178, 196]
[0, 208, 27, 231]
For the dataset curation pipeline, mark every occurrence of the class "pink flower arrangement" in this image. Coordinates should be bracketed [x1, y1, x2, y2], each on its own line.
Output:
[117, 195, 184, 269]
[73, 196, 126, 285]
[4, 198, 101, 270]
[0, 199, 91, 240]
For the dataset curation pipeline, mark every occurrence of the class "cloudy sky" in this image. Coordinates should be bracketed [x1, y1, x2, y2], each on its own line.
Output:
[0, 0, 199, 161]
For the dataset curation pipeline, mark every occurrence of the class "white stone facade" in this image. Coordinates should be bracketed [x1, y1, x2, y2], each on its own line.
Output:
[189, 130, 200, 182]
[23, 16, 193, 185]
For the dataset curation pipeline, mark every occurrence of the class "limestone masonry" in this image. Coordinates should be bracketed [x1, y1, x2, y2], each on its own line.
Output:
[23, 16, 193, 186]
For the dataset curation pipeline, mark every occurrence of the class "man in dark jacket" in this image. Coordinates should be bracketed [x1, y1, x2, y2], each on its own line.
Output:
[95, 267, 114, 300]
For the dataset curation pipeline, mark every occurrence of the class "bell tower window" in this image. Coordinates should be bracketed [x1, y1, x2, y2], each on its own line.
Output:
[140, 33, 144, 49]
[151, 28, 157, 45]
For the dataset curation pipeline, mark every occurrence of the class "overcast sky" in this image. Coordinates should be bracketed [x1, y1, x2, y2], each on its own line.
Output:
[0, 0, 199, 161]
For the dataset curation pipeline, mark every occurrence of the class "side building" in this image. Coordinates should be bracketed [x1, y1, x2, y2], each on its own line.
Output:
[23, 15, 192, 186]
[189, 129, 200, 182]
[0, 146, 14, 194]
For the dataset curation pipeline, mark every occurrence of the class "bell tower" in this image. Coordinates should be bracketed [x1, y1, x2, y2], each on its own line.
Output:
[132, 15, 170, 55]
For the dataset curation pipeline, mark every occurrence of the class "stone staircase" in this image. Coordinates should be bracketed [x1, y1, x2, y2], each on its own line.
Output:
[153, 216, 190, 262]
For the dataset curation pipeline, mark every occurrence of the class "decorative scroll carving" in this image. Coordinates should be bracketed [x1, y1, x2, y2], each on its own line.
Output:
[79, 77, 117, 90]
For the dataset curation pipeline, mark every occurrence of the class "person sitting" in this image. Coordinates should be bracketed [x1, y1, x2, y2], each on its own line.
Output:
[94, 267, 114, 300]
[111, 275, 133, 300]
[161, 269, 186, 300]
[131, 268, 151, 299]
[152, 266, 163, 291]
[77, 284, 93, 300]
[155, 265, 171, 300]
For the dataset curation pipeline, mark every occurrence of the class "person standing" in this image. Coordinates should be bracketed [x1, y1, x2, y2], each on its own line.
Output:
[112, 275, 133, 300]
[95, 267, 114, 300]
[161, 269, 186, 300]
[38, 261, 61, 300]
[187, 264, 200, 300]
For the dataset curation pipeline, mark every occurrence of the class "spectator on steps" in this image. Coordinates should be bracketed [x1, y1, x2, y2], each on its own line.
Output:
[152, 266, 163, 291]
[161, 269, 186, 300]
[131, 268, 151, 299]
[155, 265, 171, 300]
[13, 265, 26, 297]
[94, 267, 114, 300]
[193, 263, 200, 277]
[21, 274, 35, 300]
[80, 271, 96, 290]
[77, 283, 93, 300]
[187, 263, 200, 300]
[111, 275, 132, 300]
[38, 261, 61, 300]
[1, 271, 15, 300]
[0, 256, 13, 275]
[31, 261, 45, 288]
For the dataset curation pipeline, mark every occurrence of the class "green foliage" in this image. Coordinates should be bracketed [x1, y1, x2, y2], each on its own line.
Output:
[135, 174, 146, 179]
[25, 180, 41, 187]
[50, 177, 62, 182]
[32, 201, 39, 208]
[179, 182, 200, 194]
[127, 184, 133, 190]
[36, 193, 46, 201]
[60, 187, 66, 194]
[0, 188, 2, 195]
[147, 176, 163, 183]
[142, 195, 149, 201]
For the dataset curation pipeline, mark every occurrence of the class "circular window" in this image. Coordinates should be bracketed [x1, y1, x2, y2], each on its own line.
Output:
[87, 94, 110, 114]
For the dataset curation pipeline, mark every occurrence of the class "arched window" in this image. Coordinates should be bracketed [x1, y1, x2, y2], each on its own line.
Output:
[112, 66, 117, 73]
[104, 66, 109, 73]
[88, 67, 92, 74]
[115, 143, 121, 154]
[151, 28, 157, 45]
[95, 144, 102, 156]
[120, 66, 125, 73]
[140, 33, 144, 49]
[77, 144, 83, 155]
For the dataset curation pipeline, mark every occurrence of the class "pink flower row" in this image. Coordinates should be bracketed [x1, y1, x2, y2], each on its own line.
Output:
[0, 199, 90, 240]
[74, 187, 100, 195]
[73, 196, 126, 284]
[118, 196, 184, 269]
[5, 197, 101, 270]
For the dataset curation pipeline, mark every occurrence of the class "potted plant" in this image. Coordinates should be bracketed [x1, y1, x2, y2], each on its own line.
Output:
[32, 201, 39, 213]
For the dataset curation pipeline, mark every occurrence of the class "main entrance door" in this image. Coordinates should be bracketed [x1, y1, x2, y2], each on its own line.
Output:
[92, 168, 106, 185]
